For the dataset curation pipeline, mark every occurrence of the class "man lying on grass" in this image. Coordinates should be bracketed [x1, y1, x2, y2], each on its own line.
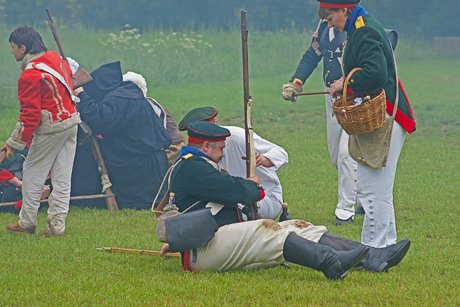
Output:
[158, 121, 410, 280]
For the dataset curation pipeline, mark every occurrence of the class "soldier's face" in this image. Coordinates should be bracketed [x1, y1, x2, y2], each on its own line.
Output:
[205, 141, 226, 164]
[10, 42, 26, 62]
[325, 8, 348, 32]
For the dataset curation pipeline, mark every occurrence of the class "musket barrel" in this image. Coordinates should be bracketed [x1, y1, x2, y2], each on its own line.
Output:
[241, 11, 258, 220]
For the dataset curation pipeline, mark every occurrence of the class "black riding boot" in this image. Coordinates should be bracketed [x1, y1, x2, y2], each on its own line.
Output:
[283, 233, 369, 280]
[318, 232, 411, 272]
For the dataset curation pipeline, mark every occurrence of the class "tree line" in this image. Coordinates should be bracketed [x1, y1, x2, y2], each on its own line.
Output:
[1, 0, 458, 39]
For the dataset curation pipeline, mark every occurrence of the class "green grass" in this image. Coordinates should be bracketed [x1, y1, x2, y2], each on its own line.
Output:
[0, 24, 459, 306]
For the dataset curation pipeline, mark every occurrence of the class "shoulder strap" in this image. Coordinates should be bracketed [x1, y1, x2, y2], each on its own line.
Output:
[391, 47, 399, 118]
[323, 29, 347, 53]
[26, 62, 77, 103]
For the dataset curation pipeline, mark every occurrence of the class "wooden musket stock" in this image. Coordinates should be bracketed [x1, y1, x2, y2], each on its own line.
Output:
[90, 136, 119, 211]
[97, 247, 181, 258]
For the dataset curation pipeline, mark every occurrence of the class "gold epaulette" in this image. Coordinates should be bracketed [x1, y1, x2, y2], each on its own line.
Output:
[181, 153, 193, 160]
[355, 16, 365, 29]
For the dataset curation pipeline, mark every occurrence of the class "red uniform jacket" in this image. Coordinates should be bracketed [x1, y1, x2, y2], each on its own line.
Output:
[6, 51, 80, 151]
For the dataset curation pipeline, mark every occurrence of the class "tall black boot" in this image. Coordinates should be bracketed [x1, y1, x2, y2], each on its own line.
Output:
[283, 233, 369, 280]
[318, 232, 411, 273]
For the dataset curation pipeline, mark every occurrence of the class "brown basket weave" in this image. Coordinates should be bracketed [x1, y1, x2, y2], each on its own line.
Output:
[333, 68, 387, 135]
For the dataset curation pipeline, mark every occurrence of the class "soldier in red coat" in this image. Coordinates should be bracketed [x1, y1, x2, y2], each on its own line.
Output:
[2, 25, 80, 236]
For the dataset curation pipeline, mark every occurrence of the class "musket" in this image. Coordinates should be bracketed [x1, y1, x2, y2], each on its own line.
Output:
[293, 91, 329, 96]
[90, 136, 119, 211]
[46, 8, 92, 89]
[96, 247, 181, 258]
[0, 193, 115, 207]
[241, 11, 258, 220]
[46, 8, 118, 211]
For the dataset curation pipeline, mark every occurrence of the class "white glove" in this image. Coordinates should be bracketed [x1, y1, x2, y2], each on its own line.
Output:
[282, 82, 302, 102]
[66, 57, 80, 74]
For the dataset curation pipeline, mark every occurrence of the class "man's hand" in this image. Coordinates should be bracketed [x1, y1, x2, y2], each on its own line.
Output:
[247, 176, 261, 185]
[1, 144, 15, 159]
[41, 185, 51, 200]
[73, 87, 84, 96]
[282, 82, 302, 102]
[241, 152, 274, 168]
[160, 243, 170, 256]
[330, 78, 344, 99]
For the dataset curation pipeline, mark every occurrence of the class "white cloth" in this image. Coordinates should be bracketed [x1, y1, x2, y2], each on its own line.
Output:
[190, 219, 327, 272]
[66, 57, 79, 75]
[324, 89, 358, 220]
[358, 122, 406, 248]
[219, 126, 288, 220]
[19, 125, 77, 235]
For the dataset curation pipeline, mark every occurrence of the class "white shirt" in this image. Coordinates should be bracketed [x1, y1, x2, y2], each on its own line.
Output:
[219, 126, 288, 219]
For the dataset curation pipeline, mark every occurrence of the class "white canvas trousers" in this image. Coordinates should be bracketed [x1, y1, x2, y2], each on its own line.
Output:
[189, 219, 327, 272]
[325, 91, 358, 220]
[19, 125, 77, 235]
[358, 122, 406, 248]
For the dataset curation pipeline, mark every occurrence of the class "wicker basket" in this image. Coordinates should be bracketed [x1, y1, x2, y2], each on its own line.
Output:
[333, 68, 387, 135]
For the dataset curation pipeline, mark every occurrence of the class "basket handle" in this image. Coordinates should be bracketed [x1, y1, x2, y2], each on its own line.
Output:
[342, 67, 362, 109]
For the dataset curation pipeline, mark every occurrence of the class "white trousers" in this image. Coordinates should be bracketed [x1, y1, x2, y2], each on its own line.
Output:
[325, 91, 358, 220]
[19, 125, 77, 235]
[190, 219, 327, 272]
[358, 122, 406, 248]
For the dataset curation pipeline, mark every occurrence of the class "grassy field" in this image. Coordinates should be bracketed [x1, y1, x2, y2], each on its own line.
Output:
[0, 24, 459, 306]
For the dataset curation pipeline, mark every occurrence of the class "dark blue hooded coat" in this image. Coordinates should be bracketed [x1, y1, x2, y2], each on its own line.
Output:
[71, 61, 171, 209]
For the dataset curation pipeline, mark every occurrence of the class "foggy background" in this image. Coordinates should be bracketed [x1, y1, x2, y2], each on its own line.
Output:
[1, 0, 458, 39]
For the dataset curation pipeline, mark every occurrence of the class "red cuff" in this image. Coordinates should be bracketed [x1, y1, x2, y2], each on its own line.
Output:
[342, 77, 356, 95]
[15, 200, 23, 212]
[258, 190, 266, 202]
[346, 86, 355, 95]
[0, 169, 15, 185]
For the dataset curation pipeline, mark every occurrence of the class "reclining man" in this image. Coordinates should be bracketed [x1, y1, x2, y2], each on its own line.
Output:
[178, 107, 288, 220]
[159, 121, 411, 279]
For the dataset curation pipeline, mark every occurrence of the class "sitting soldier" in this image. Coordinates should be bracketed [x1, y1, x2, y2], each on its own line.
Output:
[178, 107, 288, 220]
[158, 122, 411, 280]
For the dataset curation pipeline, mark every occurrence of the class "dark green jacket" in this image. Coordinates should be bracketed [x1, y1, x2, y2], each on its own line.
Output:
[343, 14, 416, 133]
[170, 154, 263, 227]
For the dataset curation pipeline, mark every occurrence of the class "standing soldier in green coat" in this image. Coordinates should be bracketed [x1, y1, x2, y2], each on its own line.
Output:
[317, 0, 416, 248]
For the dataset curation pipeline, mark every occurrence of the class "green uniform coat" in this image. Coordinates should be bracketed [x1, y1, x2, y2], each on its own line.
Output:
[343, 14, 416, 133]
[170, 154, 263, 227]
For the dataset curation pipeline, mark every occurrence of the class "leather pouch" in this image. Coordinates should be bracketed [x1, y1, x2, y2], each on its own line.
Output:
[164, 208, 218, 253]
